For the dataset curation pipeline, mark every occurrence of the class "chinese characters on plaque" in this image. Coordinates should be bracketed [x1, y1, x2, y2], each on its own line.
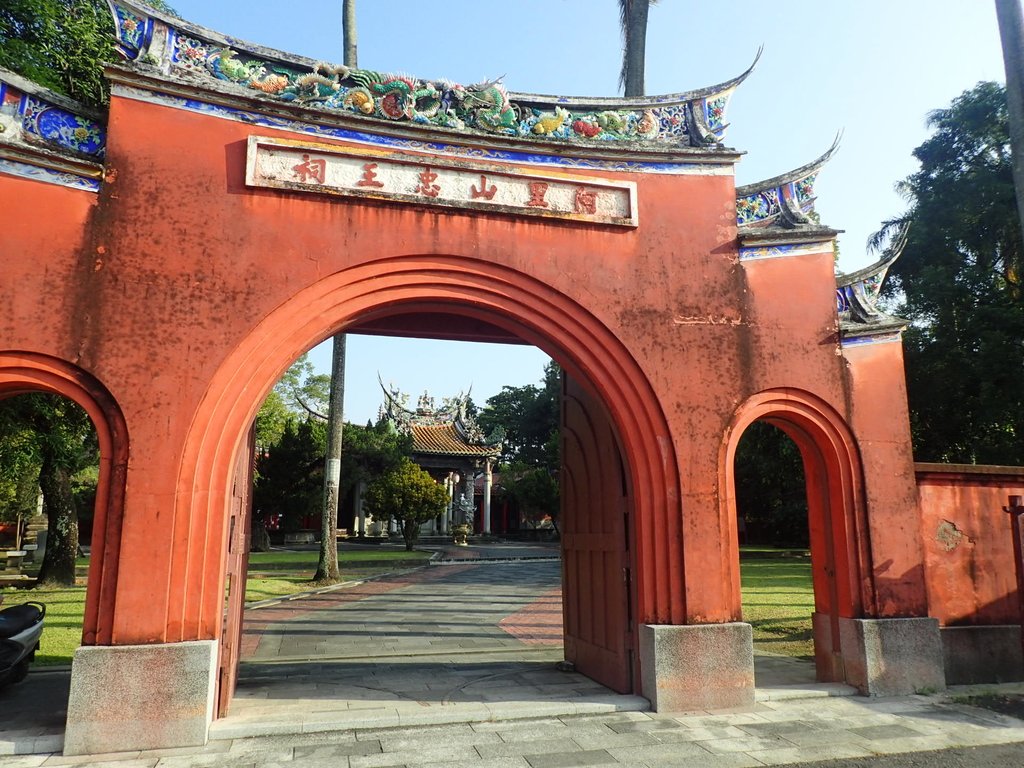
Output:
[245, 136, 638, 227]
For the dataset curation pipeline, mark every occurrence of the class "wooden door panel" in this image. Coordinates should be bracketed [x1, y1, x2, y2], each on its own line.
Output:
[561, 373, 632, 694]
[216, 426, 255, 718]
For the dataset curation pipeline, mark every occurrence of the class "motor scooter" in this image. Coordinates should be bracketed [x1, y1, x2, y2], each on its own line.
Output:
[0, 595, 45, 688]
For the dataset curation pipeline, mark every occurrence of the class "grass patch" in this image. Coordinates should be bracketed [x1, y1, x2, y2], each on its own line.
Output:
[0, 583, 86, 666]
[3, 547, 431, 666]
[740, 549, 814, 659]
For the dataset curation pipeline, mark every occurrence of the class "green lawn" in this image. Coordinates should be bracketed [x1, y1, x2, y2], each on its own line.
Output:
[2, 547, 431, 666]
[740, 548, 815, 659]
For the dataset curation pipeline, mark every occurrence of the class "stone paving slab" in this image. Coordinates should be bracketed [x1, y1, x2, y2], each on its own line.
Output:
[6, 551, 1024, 766]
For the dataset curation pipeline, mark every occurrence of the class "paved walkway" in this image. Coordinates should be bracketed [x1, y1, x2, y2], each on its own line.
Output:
[3, 542, 1024, 766]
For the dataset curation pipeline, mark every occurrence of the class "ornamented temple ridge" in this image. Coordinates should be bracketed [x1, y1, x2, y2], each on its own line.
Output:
[378, 379, 503, 453]
[0, 67, 106, 191]
[836, 223, 909, 332]
[106, 1, 756, 149]
[735, 135, 840, 228]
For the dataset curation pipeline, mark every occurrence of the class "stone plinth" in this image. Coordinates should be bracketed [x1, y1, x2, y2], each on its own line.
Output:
[941, 625, 1024, 685]
[64, 640, 217, 756]
[639, 622, 754, 712]
[839, 617, 945, 696]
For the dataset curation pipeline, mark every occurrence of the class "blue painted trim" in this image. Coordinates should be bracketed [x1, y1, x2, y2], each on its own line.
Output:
[0, 158, 101, 192]
[840, 331, 902, 347]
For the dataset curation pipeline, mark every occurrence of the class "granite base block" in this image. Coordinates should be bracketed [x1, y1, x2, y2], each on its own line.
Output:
[941, 625, 1024, 685]
[639, 622, 754, 712]
[839, 617, 945, 696]
[63, 640, 217, 756]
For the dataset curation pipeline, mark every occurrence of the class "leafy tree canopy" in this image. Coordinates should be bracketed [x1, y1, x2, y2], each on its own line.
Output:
[363, 458, 448, 550]
[477, 360, 560, 470]
[0, 393, 97, 584]
[0, 0, 176, 107]
[876, 82, 1024, 465]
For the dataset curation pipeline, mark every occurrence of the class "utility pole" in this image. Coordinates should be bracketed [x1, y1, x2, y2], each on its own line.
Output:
[314, 1, 358, 583]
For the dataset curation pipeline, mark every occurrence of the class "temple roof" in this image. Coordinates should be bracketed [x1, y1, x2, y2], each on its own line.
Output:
[105, 1, 756, 150]
[378, 383, 502, 461]
[411, 424, 497, 458]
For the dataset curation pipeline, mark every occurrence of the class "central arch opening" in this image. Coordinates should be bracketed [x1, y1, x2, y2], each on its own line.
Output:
[213, 296, 648, 729]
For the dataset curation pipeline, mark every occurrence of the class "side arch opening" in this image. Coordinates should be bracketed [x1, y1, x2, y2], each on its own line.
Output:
[722, 388, 873, 686]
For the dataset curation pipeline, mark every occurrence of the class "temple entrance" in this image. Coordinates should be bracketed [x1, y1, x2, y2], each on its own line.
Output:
[725, 391, 868, 690]
[214, 311, 639, 720]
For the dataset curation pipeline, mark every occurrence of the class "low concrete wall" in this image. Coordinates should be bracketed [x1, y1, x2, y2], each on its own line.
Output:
[64, 640, 217, 756]
[839, 617, 945, 696]
[639, 622, 754, 712]
[941, 625, 1024, 685]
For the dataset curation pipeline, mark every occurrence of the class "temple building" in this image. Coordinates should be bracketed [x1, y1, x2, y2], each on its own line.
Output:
[375, 386, 503, 536]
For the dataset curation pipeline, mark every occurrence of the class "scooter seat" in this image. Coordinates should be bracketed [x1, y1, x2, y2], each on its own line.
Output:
[0, 604, 44, 639]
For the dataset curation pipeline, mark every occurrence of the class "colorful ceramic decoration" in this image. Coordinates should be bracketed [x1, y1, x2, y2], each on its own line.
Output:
[109, 1, 753, 148]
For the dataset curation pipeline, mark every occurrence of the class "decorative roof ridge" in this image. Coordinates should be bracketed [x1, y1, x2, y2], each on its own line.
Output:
[0, 68, 107, 168]
[0, 66, 106, 123]
[104, 1, 752, 147]
[835, 223, 909, 327]
[735, 132, 839, 197]
[106, 65, 742, 169]
[836, 223, 907, 288]
[734, 134, 839, 229]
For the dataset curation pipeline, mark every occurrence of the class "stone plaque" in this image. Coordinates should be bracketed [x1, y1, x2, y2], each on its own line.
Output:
[245, 136, 638, 227]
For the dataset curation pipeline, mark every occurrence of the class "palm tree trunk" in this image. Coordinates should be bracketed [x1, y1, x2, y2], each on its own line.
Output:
[343, 0, 358, 68]
[997, 0, 1024, 243]
[620, 0, 652, 97]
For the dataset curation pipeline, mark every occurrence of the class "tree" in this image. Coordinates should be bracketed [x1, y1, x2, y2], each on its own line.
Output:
[363, 458, 448, 551]
[477, 361, 560, 468]
[477, 361, 561, 533]
[501, 461, 560, 536]
[253, 416, 326, 535]
[0, 0, 177, 107]
[338, 421, 412, 505]
[0, 394, 97, 585]
[618, 0, 658, 97]
[874, 82, 1024, 465]
[734, 422, 808, 547]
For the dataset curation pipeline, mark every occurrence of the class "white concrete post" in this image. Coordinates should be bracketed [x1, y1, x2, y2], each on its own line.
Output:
[483, 459, 493, 535]
[355, 479, 366, 536]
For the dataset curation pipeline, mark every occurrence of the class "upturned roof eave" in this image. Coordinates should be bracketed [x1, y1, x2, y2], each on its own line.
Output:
[735, 133, 840, 197]
[737, 224, 841, 246]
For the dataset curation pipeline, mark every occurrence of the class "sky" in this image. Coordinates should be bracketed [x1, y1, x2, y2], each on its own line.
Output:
[163, 0, 1008, 424]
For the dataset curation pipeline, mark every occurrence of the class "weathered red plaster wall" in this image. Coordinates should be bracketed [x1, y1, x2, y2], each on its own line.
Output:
[73, 95, 744, 642]
[841, 341, 929, 616]
[918, 465, 1024, 625]
[0, 174, 96, 356]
